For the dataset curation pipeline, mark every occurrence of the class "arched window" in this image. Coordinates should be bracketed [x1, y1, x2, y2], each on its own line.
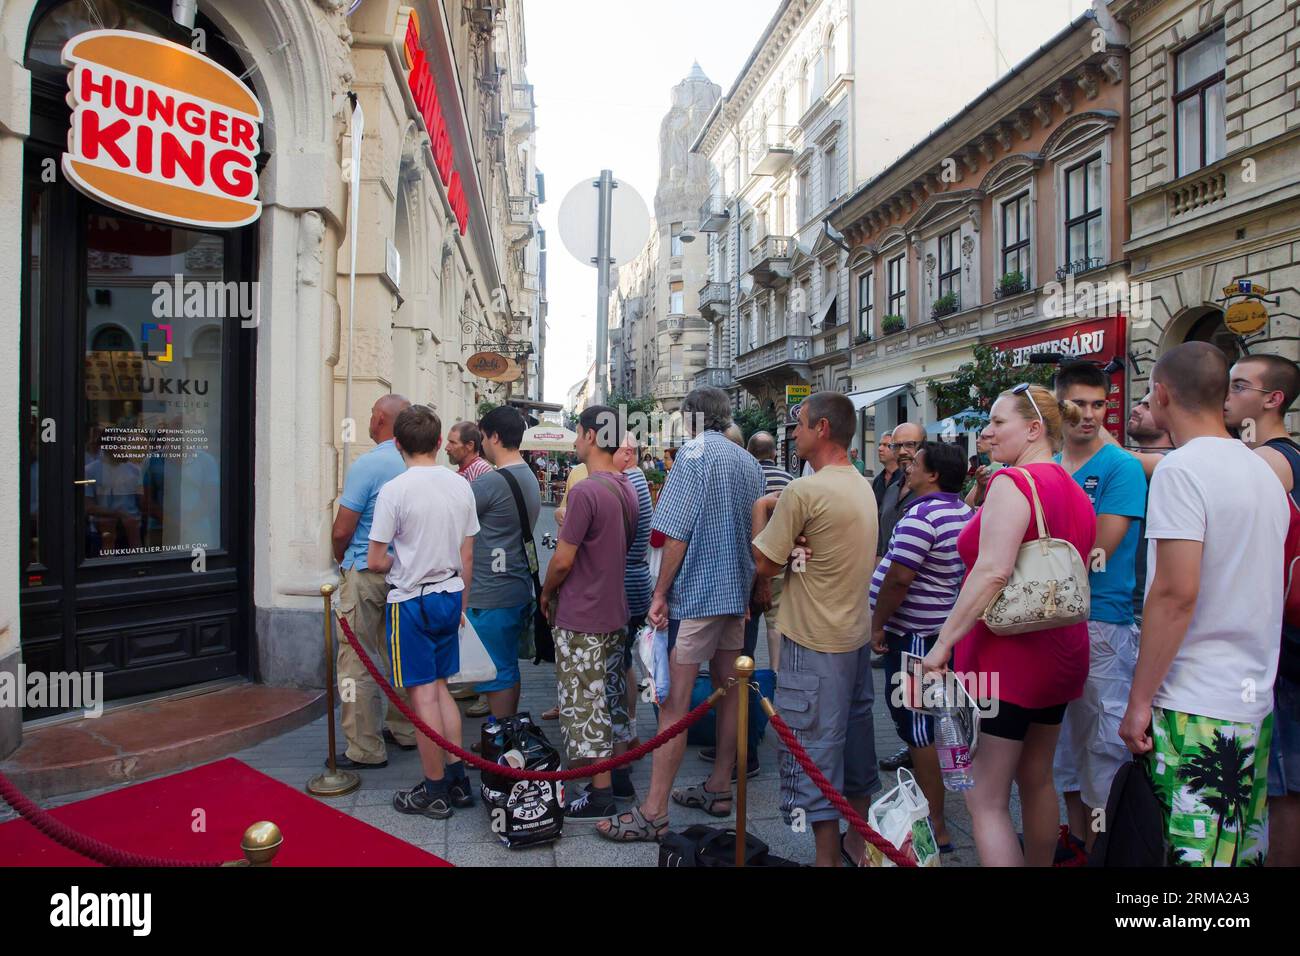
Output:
[825, 26, 838, 86]
[798, 60, 811, 115]
[91, 324, 133, 352]
[27, 0, 163, 70]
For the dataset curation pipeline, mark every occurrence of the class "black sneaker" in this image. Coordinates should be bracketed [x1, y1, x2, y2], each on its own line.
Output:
[393, 783, 452, 819]
[732, 753, 761, 782]
[878, 745, 912, 772]
[586, 779, 637, 806]
[447, 776, 476, 808]
[564, 787, 616, 823]
[698, 749, 759, 780]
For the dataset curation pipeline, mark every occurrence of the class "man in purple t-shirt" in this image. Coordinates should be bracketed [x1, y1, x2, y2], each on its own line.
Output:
[540, 404, 638, 821]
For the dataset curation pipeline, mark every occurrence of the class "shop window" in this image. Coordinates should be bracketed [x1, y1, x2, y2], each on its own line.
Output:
[1174, 27, 1226, 177]
[27, 0, 163, 71]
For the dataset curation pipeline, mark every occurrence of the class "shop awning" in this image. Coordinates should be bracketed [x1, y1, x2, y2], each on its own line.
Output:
[924, 407, 988, 436]
[846, 383, 910, 412]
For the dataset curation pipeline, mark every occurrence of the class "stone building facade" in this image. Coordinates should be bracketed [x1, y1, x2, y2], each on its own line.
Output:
[610, 65, 719, 434]
[1113, 0, 1300, 422]
[0, 0, 542, 756]
[830, 8, 1132, 468]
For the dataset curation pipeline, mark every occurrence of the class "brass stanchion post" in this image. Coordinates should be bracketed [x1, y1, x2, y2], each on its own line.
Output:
[306, 583, 360, 797]
[223, 822, 283, 867]
[733, 655, 755, 868]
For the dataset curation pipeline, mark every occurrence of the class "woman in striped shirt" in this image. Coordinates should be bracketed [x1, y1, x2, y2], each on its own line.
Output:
[869, 441, 975, 855]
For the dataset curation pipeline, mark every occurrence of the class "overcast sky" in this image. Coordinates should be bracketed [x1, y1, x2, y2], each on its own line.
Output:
[525, 0, 1093, 404]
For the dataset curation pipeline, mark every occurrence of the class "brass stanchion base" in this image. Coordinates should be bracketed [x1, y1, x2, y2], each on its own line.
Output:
[306, 769, 361, 798]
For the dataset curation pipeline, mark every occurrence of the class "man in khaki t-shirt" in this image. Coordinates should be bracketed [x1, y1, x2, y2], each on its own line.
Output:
[752, 391, 879, 867]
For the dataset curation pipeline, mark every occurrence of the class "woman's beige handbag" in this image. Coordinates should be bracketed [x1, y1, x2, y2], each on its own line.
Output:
[980, 467, 1090, 636]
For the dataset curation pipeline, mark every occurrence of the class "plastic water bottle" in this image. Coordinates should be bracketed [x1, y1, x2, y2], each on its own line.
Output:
[935, 707, 975, 791]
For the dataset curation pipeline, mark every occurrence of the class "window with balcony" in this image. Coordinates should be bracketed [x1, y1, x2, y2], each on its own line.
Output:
[1000, 191, 1030, 285]
[937, 229, 960, 299]
[1064, 154, 1103, 268]
[669, 280, 683, 314]
[670, 222, 684, 257]
[797, 169, 810, 226]
[1174, 27, 1226, 178]
[887, 253, 907, 325]
[740, 221, 752, 272]
[718, 238, 729, 282]
[857, 270, 873, 337]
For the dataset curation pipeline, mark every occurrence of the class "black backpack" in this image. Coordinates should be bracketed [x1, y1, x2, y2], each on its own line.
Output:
[1089, 757, 1166, 867]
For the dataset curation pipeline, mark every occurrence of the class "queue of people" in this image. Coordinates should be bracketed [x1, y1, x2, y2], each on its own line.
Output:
[327, 342, 1299, 867]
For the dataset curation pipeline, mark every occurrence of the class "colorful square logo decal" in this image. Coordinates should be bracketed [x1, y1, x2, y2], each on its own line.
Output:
[142, 323, 173, 363]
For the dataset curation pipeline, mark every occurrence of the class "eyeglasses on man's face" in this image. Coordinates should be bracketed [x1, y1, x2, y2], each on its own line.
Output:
[1229, 380, 1275, 396]
[892, 440, 921, 452]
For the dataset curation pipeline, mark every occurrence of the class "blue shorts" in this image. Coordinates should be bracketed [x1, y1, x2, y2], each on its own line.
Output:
[466, 603, 529, 693]
[882, 631, 937, 749]
[387, 589, 461, 688]
[1268, 671, 1300, 797]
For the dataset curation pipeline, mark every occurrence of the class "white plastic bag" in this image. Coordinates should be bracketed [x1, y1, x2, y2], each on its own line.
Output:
[865, 769, 941, 867]
[635, 624, 671, 704]
[448, 616, 497, 687]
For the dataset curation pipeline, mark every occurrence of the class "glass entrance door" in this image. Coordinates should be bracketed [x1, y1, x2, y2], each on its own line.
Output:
[20, 155, 254, 716]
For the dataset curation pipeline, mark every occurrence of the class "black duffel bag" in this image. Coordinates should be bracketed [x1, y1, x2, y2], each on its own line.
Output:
[658, 825, 800, 867]
[478, 713, 564, 849]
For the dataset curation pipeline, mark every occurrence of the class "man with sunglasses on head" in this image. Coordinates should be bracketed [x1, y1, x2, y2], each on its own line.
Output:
[1224, 353, 1300, 867]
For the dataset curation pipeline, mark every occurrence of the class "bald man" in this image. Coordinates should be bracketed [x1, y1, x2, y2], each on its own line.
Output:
[330, 394, 417, 768]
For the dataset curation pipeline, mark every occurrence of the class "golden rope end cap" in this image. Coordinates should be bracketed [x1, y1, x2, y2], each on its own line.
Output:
[241, 821, 283, 866]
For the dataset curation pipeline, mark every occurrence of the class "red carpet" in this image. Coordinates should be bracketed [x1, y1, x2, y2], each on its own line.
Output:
[0, 758, 449, 867]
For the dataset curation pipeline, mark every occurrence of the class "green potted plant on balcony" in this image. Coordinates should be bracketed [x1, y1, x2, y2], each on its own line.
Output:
[931, 292, 959, 319]
[881, 314, 905, 336]
[996, 270, 1027, 298]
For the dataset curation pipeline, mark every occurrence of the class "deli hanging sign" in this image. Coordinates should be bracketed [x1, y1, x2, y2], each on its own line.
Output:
[61, 31, 264, 229]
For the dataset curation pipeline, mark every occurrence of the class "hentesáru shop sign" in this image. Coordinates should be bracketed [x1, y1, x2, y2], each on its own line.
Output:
[990, 316, 1127, 440]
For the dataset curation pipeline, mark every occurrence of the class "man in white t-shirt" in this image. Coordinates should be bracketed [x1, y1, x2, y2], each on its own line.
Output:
[368, 405, 480, 821]
[1120, 342, 1288, 866]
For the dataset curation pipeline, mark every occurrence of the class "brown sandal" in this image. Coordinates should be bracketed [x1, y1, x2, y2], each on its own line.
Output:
[596, 805, 669, 843]
[671, 781, 733, 817]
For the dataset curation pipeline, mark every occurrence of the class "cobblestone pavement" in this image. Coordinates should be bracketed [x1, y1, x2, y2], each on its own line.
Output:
[6, 504, 1029, 866]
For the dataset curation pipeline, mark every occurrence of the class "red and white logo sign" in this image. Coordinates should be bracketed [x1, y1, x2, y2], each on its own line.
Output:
[61, 31, 263, 229]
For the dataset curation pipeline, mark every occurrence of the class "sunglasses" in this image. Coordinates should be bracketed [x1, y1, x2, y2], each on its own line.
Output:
[1011, 382, 1045, 425]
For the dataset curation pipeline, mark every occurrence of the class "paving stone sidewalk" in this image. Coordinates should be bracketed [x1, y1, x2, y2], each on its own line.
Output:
[5, 503, 1028, 866]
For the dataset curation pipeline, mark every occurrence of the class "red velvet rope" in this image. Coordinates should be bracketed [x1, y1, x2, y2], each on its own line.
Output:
[338, 615, 719, 781]
[766, 711, 918, 868]
[0, 771, 222, 867]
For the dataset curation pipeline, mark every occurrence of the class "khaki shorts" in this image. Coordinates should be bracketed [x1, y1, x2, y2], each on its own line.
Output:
[672, 615, 745, 666]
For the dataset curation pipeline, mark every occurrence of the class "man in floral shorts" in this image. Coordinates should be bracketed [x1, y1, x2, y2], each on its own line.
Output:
[540, 404, 638, 821]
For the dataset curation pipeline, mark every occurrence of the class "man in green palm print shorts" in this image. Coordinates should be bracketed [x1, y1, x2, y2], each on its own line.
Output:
[1146, 707, 1273, 866]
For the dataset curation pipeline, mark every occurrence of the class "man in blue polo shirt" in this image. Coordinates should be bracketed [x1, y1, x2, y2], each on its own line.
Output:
[1052, 363, 1147, 853]
[329, 394, 416, 769]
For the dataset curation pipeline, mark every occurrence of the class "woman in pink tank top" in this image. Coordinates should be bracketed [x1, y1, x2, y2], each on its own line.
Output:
[922, 384, 1096, 866]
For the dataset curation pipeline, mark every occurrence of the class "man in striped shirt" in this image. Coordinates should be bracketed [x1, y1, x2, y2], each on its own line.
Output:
[869, 440, 974, 854]
[446, 422, 494, 483]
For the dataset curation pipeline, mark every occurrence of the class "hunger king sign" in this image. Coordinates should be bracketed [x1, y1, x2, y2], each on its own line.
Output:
[61, 31, 264, 229]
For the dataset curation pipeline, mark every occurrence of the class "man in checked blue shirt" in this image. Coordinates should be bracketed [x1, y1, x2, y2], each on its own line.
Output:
[599, 387, 764, 842]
